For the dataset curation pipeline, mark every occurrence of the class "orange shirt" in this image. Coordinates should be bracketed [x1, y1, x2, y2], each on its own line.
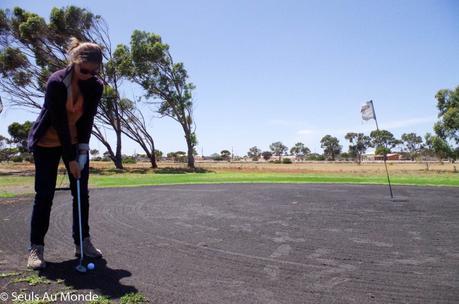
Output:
[37, 92, 84, 147]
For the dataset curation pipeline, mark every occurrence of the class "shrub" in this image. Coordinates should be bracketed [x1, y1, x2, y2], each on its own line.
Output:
[11, 156, 23, 162]
[123, 156, 137, 164]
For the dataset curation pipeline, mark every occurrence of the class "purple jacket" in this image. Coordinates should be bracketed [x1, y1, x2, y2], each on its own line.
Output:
[27, 65, 104, 162]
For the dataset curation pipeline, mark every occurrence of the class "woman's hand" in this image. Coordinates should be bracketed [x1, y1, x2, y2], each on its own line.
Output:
[69, 160, 81, 179]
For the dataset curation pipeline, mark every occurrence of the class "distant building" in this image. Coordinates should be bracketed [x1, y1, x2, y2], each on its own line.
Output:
[374, 153, 401, 161]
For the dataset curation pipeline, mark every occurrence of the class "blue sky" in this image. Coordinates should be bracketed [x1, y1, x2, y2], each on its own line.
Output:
[1, 0, 458, 156]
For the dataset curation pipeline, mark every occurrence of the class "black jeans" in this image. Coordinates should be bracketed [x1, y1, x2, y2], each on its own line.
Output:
[30, 145, 90, 247]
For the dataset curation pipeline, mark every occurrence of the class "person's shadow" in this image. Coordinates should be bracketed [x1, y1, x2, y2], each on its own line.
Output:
[37, 257, 138, 300]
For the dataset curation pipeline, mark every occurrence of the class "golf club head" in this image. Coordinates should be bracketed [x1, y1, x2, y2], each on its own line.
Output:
[75, 264, 87, 273]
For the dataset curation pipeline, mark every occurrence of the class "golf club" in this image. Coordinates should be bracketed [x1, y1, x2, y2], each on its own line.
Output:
[75, 178, 87, 273]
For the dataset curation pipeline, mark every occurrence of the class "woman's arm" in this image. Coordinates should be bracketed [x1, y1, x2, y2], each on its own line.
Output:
[46, 80, 77, 162]
[77, 81, 103, 145]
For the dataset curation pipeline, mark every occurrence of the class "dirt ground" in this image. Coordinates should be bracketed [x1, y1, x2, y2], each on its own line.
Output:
[1, 184, 458, 303]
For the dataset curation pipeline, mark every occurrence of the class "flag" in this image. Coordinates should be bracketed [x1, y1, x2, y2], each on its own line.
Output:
[361, 101, 375, 121]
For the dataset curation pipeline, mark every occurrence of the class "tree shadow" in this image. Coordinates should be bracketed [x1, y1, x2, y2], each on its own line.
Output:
[0, 170, 35, 176]
[37, 258, 137, 300]
[153, 167, 213, 174]
[128, 168, 151, 174]
[87, 166, 214, 175]
[88, 167, 103, 175]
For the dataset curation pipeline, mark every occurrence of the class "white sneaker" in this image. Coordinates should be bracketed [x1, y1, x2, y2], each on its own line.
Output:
[27, 244, 46, 269]
[75, 237, 103, 258]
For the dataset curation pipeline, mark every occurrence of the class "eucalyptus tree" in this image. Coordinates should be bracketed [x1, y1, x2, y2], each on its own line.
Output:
[113, 30, 197, 169]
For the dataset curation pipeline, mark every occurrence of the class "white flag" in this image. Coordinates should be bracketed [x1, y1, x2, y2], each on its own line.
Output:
[361, 101, 375, 121]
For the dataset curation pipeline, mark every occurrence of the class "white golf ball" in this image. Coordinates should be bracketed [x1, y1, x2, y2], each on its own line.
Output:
[87, 262, 95, 270]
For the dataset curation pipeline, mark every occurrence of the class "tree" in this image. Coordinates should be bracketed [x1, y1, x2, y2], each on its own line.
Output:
[434, 86, 459, 144]
[0, 7, 98, 110]
[261, 151, 272, 161]
[0, 134, 13, 162]
[320, 135, 341, 161]
[375, 146, 391, 156]
[7, 121, 32, 152]
[166, 152, 175, 160]
[90, 149, 99, 157]
[116, 97, 159, 168]
[1, 7, 165, 170]
[0, 6, 129, 169]
[209, 153, 223, 161]
[369, 130, 401, 154]
[340, 152, 350, 160]
[220, 150, 231, 161]
[401, 133, 423, 161]
[154, 149, 163, 160]
[270, 141, 288, 161]
[420, 134, 434, 170]
[425, 133, 452, 162]
[308, 153, 325, 161]
[247, 146, 261, 161]
[115, 30, 197, 169]
[167, 151, 186, 162]
[344, 132, 371, 164]
[0, 147, 19, 162]
[289, 142, 310, 161]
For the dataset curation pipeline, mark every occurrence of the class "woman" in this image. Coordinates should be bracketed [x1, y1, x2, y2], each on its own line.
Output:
[26, 38, 104, 269]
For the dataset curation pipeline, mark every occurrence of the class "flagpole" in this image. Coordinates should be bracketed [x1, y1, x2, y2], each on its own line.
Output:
[370, 100, 394, 199]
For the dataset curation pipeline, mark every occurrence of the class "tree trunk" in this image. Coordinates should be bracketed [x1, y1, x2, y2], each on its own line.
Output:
[121, 129, 157, 168]
[92, 126, 123, 169]
[118, 108, 158, 169]
[142, 142, 157, 168]
[185, 132, 195, 169]
[113, 137, 123, 169]
[150, 155, 158, 168]
[145, 150, 158, 168]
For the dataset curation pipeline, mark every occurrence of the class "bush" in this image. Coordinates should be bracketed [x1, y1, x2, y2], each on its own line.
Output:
[11, 156, 23, 162]
[269, 160, 282, 164]
[209, 153, 224, 161]
[282, 158, 292, 164]
[92, 157, 102, 161]
[307, 153, 325, 161]
[123, 156, 137, 164]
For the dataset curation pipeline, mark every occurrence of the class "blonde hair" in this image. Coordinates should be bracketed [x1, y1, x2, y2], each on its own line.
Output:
[67, 37, 103, 65]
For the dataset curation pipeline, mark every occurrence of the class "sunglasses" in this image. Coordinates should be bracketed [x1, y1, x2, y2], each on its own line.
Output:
[80, 67, 99, 76]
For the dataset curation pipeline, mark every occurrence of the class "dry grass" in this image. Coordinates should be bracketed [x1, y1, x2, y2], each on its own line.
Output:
[0, 160, 457, 176]
[188, 161, 458, 175]
[1, 161, 457, 198]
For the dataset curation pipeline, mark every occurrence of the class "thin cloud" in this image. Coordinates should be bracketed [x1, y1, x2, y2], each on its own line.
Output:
[268, 119, 300, 127]
[382, 116, 436, 129]
[297, 129, 314, 134]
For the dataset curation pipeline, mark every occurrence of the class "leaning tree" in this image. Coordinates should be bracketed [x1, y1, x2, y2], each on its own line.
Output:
[112, 30, 198, 169]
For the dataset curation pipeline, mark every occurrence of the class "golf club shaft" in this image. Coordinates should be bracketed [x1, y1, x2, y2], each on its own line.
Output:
[77, 179, 84, 263]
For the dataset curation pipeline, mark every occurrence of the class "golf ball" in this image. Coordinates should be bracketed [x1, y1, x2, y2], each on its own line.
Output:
[87, 263, 95, 270]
